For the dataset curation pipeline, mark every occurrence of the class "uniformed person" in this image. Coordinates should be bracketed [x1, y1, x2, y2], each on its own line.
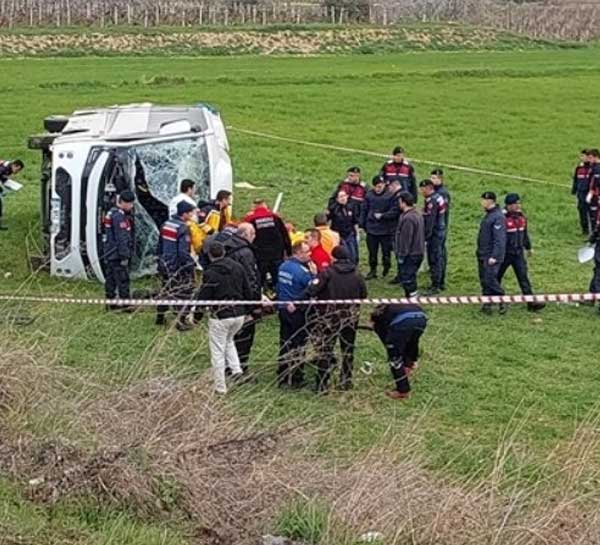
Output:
[477, 191, 507, 315]
[276, 241, 316, 388]
[369, 303, 428, 400]
[571, 150, 593, 235]
[420, 180, 447, 295]
[589, 208, 600, 314]
[379, 146, 417, 202]
[587, 149, 600, 235]
[499, 193, 545, 312]
[431, 168, 450, 289]
[102, 190, 136, 311]
[156, 201, 197, 330]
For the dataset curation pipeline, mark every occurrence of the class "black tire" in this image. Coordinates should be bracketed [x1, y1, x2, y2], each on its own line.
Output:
[44, 115, 69, 134]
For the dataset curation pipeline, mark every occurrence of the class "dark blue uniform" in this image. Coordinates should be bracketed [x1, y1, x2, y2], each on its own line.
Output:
[276, 258, 314, 387]
[435, 184, 451, 288]
[572, 162, 593, 234]
[379, 160, 418, 201]
[102, 207, 134, 300]
[477, 205, 506, 297]
[156, 217, 195, 326]
[498, 210, 533, 296]
[423, 193, 447, 291]
[590, 223, 600, 301]
[372, 304, 427, 395]
[360, 189, 396, 277]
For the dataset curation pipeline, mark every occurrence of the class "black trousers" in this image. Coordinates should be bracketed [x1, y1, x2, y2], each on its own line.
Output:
[498, 252, 533, 295]
[259, 258, 282, 289]
[0, 194, 3, 219]
[366, 234, 392, 273]
[440, 232, 448, 289]
[104, 260, 130, 299]
[156, 272, 194, 324]
[478, 259, 505, 296]
[277, 308, 308, 385]
[426, 234, 444, 289]
[590, 257, 600, 294]
[311, 309, 358, 391]
[234, 320, 256, 372]
[386, 318, 426, 394]
[577, 195, 591, 234]
[398, 255, 423, 297]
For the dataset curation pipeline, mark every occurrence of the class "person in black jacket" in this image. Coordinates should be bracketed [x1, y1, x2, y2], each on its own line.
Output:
[477, 191, 507, 315]
[571, 150, 593, 236]
[0, 159, 24, 230]
[361, 175, 396, 279]
[102, 190, 135, 312]
[420, 180, 447, 295]
[307, 246, 367, 393]
[224, 222, 262, 374]
[327, 189, 359, 264]
[431, 168, 450, 289]
[244, 200, 292, 291]
[195, 242, 252, 394]
[499, 194, 545, 312]
[369, 303, 428, 400]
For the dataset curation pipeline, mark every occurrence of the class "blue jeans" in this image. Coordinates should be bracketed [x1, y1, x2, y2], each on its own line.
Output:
[342, 233, 359, 264]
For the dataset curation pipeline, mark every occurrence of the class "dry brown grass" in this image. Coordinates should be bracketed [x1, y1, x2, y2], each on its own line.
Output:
[1, 339, 600, 545]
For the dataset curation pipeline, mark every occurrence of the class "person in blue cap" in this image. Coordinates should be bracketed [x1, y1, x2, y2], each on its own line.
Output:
[156, 200, 197, 330]
[499, 193, 545, 312]
[102, 190, 135, 312]
[477, 191, 506, 315]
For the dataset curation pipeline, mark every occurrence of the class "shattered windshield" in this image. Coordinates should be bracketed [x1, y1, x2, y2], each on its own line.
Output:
[129, 136, 210, 276]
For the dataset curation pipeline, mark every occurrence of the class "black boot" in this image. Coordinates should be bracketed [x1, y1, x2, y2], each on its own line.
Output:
[480, 304, 493, 315]
[382, 266, 390, 277]
[527, 302, 546, 312]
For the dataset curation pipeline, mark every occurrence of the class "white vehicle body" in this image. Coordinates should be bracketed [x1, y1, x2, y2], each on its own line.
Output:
[33, 103, 232, 281]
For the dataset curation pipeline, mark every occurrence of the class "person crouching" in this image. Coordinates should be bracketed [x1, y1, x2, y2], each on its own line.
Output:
[369, 303, 428, 400]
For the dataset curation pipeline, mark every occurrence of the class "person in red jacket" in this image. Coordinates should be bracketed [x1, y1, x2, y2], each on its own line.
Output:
[244, 199, 292, 290]
[328, 166, 367, 219]
[305, 229, 331, 272]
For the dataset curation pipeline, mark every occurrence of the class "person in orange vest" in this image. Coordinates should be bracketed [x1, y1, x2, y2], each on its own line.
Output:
[313, 212, 340, 256]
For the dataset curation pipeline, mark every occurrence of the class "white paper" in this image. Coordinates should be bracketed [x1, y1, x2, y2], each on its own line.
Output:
[3, 179, 22, 192]
[578, 245, 595, 264]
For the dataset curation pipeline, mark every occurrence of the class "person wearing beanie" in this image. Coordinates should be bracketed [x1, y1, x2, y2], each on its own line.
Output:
[102, 190, 136, 312]
[379, 146, 417, 202]
[156, 199, 197, 330]
[477, 191, 507, 315]
[499, 193, 545, 312]
[307, 244, 367, 393]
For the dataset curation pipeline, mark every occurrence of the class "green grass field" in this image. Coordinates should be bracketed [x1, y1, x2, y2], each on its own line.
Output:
[1, 32, 600, 544]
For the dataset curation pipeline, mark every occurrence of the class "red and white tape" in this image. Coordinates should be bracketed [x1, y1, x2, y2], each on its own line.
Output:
[0, 292, 599, 308]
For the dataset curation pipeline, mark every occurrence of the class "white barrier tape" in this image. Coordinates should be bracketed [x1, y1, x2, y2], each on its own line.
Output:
[228, 126, 569, 189]
[0, 293, 599, 308]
